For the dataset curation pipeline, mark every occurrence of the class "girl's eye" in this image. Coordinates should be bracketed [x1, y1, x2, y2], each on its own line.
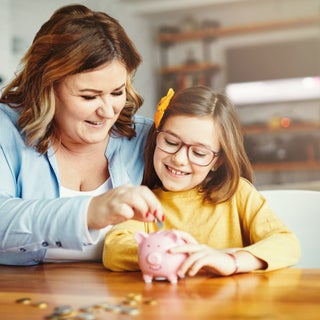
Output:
[81, 95, 97, 100]
[192, 151, 206, 158]
[191, 147, 211, 158]
[165, 138, 179, 147]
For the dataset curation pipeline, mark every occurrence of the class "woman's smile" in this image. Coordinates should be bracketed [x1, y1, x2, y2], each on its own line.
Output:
[85, 119, 106, 127]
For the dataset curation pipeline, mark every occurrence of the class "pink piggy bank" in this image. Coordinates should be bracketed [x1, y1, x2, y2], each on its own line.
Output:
[134, 230, 187, 284]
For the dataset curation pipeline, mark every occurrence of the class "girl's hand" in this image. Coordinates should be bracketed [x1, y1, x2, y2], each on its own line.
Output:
[170, 244, 238, 277]
[174, 230, 198, 245]
[87, 184, 164, 229]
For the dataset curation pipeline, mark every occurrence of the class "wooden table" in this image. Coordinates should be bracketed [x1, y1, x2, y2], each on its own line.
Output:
[1, 263, 320, 319]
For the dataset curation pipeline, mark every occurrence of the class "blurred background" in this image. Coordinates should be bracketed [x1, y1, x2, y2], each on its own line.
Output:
[1, 0, 320, 190]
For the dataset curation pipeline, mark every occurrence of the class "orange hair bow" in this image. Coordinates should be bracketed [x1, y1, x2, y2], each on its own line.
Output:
[154, 88, 175, 129]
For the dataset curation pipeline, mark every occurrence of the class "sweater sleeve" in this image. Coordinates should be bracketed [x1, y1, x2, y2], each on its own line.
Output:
[0, 195, 93, 252]
[103, 219, 149, 271]
[243, 233, 301, 271]
[236, 181, 301, 271]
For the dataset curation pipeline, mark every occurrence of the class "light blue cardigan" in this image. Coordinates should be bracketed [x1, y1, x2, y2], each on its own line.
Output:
[0, 103, 152, 265]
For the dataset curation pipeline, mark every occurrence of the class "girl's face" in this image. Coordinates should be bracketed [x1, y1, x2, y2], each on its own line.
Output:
[54, 60, 127, 148]
[154, 115, 221, 192]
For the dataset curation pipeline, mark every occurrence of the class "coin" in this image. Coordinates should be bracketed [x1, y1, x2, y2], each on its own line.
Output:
[32, 301, 49, 309]
[127, 293, 142, 302]
[15, 297, 32, 304]
[53, 305, 77, 316]
[74, 312, 97, 320]
[144, 298, 158, 306]
[120, 306, 140, 315]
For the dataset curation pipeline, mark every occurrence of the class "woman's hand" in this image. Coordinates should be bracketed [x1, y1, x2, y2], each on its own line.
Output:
[87, 184, 164, 229]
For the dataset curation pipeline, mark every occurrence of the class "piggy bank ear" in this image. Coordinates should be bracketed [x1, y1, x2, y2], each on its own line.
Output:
[169, 230, 181, 242]
[134, 232, 148, 244]
[170, 229, 193, 244]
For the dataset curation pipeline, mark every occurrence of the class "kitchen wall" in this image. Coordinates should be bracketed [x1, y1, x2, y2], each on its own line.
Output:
[1, 0, 320, 188]
[1, 0, 319, 115]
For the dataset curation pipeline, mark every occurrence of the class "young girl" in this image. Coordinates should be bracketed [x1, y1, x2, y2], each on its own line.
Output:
[103, 85, 300, 276]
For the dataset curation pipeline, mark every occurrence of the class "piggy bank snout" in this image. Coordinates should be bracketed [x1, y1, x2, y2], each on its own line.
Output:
[146, 251, 162, 265]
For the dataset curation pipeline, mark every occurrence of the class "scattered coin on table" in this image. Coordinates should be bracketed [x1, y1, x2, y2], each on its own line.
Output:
[15, 292, 158, 319]
[15, 297, 32, 304]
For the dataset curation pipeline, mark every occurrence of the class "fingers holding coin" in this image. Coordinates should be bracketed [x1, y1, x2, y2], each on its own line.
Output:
[129, 185, 164, 223]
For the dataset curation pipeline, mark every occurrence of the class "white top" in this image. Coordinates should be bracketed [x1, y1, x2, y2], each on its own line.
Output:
[45, 179, 113, 262]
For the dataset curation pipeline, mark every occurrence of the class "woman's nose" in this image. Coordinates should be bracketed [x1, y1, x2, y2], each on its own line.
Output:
[96, 98, 115, 118]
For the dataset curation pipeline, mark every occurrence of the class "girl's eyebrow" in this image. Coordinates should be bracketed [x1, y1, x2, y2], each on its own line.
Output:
[165, 130, 214, 150]
[79, 83, 126, 93]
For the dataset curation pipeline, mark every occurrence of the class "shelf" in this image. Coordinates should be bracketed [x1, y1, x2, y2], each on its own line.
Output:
[243, 122, 320, 135]
[159, 15, 320, 44]
[244, 122, 320, 173]
[253, 161, 320, 172]
[160, 62, 220, 75]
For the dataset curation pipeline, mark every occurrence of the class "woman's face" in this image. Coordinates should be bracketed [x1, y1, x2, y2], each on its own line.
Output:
[153, 115, 221, 192]
[54, 60, 127, 148]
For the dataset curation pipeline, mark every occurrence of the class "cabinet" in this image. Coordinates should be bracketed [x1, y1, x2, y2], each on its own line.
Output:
[158, 26, 220, 97]
[239, 100, 320, 186]
[244, 122, 320, 169]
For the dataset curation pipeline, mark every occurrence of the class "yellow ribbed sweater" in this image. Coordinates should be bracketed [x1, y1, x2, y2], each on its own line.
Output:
[103, 178, 300, 272]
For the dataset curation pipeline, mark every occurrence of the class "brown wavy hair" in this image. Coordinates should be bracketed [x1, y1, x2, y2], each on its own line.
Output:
[0, 4, 143, 154]
[142, 85, 253, 204]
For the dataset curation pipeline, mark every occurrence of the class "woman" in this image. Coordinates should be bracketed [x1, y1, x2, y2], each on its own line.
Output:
[0, 4, 163, 265]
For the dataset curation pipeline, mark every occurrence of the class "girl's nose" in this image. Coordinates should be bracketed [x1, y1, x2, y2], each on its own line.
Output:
[171, 145, 189, 165]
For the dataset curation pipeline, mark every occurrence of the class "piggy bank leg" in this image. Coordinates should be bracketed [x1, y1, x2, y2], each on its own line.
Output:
[167, 275, 178, 284]
[142, 274, 153, 284]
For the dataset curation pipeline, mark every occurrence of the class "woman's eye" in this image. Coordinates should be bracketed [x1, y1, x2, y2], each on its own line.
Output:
[112, 90, 124, 97]
[81, 95, 96, 100]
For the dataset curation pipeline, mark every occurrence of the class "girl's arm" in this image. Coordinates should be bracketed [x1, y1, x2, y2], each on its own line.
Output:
[103, 219, 156, 271]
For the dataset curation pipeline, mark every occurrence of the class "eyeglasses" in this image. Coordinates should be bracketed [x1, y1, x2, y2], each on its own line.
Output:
[156, 131, 220, 167]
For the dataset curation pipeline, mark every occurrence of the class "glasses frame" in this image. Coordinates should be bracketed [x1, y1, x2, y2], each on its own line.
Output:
[156, 130, 220, 167]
